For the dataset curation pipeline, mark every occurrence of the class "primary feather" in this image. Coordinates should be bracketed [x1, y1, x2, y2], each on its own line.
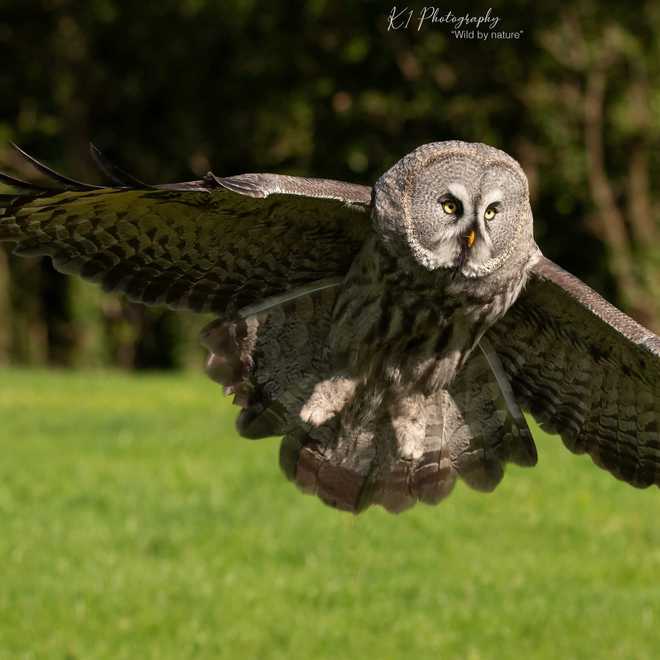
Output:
[0, 145, 371, 314]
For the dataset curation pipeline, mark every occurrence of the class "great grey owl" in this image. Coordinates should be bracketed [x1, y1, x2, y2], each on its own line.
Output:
[1, 141, 658, 514]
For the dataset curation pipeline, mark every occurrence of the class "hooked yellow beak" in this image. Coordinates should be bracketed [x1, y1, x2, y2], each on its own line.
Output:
[466, 229, 476, 248]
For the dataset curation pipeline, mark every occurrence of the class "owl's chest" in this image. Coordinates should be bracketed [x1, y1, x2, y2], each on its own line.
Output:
[329, 242, 516, 387]
[333, 269, 478, 364]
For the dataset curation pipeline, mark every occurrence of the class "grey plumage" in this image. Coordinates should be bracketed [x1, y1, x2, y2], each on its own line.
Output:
[488, 257, 660, 488]
[1, 140, 658, 514]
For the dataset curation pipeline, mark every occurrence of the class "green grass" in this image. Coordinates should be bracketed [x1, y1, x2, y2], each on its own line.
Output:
[0, 369, 659, 660]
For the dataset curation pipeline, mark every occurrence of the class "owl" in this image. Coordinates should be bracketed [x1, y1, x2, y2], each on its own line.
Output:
[1, 141, 658, 513]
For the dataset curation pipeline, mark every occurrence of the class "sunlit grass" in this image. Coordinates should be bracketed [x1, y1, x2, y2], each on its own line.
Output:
[0, 368, 659, 659]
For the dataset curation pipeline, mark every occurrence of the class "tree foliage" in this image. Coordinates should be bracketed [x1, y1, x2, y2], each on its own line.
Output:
[1, 1, 658, 367]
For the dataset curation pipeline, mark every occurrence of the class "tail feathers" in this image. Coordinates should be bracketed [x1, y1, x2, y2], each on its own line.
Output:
[280, 349, 537, 514]
[202, 285, 538, 514]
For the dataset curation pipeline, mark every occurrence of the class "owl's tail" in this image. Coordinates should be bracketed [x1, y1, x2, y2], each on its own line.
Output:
[201, 286, 537, 514]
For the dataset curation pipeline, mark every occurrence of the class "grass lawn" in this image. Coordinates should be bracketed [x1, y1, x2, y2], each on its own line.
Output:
[0, 368, 658, 659]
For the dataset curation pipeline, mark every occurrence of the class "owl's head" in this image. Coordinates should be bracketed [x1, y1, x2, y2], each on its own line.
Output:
[372, 141, 533, 277]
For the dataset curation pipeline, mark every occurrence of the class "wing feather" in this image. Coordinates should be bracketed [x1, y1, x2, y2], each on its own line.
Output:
[487, 256, 660, 488]
[0, 146, 372, 314]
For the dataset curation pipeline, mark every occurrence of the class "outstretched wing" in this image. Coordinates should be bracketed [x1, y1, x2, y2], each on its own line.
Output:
[487, 256, 660, 488]
[0, 145, 372, 314]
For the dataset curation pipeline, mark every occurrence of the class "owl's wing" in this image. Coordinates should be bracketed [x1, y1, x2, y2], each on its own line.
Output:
[486, 255, 660, 488]
[0, 145, 372, 314]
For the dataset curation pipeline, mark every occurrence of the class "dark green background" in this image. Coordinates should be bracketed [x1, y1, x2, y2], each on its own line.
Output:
[1, 1, 658, 367]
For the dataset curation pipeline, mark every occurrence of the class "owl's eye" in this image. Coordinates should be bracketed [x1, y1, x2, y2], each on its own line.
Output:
[439, 196, 461, 216]
[484, 204, 499, 221]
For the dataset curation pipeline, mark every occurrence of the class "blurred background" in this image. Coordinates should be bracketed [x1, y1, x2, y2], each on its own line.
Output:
[1, 0, 659, 371]
[2, 3, 660, 659]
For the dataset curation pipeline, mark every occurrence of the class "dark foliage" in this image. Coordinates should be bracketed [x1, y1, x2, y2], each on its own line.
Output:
[0, 1, 658, 367]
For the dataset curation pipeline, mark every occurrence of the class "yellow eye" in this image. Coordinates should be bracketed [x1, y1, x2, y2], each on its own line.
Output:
[442, 200, 457, 214]
[484, 206, 498, 220]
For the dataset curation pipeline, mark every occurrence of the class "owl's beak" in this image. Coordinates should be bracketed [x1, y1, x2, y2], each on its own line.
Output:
[466, 229, 476, 248]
